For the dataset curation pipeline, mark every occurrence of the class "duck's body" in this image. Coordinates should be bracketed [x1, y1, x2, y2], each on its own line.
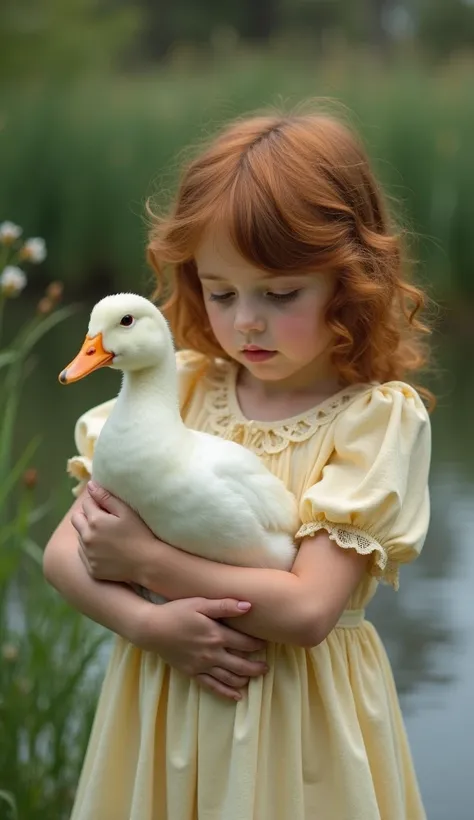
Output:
[61, 294, 299, 603]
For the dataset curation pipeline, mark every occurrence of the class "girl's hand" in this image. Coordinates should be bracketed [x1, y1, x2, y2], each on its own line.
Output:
[72, 483, 268, 700]
[133, 597, 268, 701]
[71, 481, 154, 583]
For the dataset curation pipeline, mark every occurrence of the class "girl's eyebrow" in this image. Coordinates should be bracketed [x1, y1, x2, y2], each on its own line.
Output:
[198, 271, 308, 282]
[198, 273, 228, 281]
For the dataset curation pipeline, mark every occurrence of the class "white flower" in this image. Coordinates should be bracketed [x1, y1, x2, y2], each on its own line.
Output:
[0, 221, 22, 244]
[0, 266, 27, 297]
[21, 236, 47, 263]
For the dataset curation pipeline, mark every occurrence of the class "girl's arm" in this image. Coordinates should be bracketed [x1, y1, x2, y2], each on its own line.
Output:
[43, 492, 154, 642]
[135, 531, 370, 646]
[43, 491, 269, 701]
[80, 483, 370, 647]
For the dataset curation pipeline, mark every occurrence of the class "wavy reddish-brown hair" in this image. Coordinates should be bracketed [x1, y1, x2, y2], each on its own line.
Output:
[147, 105, 433, 406]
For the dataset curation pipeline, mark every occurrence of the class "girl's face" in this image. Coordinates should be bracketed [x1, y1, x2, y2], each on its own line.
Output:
[195, 229, 337, 390]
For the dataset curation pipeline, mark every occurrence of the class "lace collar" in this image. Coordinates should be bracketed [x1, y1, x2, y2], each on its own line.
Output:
[202, 359, 371, 455]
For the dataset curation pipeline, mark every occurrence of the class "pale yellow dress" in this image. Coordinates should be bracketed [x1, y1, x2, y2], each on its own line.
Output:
[68, 350, 431, 820]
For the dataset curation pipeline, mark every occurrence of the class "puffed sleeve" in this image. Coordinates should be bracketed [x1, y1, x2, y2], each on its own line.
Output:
[66, 348, 209, 495]
[296, 382, 431, 589]
[66, 399, 116, 496]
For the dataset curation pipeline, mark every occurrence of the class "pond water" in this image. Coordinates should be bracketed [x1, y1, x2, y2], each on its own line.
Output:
[8, 300, 474, 819]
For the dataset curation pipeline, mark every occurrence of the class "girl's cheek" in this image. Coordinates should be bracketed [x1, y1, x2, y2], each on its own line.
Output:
[274, 311, 322, 347]
[206, 306, 232, 343]
[204, 303, 220, 330]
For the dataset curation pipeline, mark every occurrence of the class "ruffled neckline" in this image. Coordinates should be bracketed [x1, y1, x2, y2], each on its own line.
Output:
[227, 361, 369, 427]
[202, 358, 372, 455]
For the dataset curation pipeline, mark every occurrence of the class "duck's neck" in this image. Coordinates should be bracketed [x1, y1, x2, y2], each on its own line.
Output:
[116, 353, 185, 432]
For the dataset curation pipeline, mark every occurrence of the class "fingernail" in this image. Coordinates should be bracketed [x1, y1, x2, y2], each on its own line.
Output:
[88, 481, 97, 492]
[234, 693, 242, 701]
[237, 601, 251, 611]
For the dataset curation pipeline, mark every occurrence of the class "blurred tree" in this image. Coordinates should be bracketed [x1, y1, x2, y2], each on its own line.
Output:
[415, 0, 474, 59]
[240, 0, 280, 40]
[279, 0, 344, 48]
[0, 0, 142, 82]
[136, 0, 252, 60]
[368, 0, 391, 50]
[2, 0, 474, 82]
[278, 0, 399, 55]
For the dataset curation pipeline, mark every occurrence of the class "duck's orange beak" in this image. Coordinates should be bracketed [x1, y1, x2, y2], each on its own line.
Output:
[59, 333, 114, 384]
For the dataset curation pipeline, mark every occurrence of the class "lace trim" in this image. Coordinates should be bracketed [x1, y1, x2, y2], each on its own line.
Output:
[202, 360, 370, 456]
[67, 455, 92, 497]
[296, 519, 400, 590]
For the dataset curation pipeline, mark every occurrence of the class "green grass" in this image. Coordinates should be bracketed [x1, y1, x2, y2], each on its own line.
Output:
[0, 579, 108, 819]
[0, 294, 110, 818]
[1, 51, 474, 299]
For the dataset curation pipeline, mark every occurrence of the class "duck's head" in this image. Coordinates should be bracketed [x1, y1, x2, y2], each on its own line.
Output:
[59, 293, 173, 384]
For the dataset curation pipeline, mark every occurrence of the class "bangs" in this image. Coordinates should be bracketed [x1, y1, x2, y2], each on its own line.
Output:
[191, 140, 340, 275]
[223, 179, 313, 272]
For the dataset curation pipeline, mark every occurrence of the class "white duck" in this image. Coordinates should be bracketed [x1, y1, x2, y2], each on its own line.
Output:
[59, 293, 299, 603]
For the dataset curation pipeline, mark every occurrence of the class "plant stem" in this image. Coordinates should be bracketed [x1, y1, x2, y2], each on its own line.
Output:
[0, 295, 4, 346]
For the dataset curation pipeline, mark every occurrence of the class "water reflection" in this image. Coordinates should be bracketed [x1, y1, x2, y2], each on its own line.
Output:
[7, 302, 474, 819]
[368, 473, 458, 703]
[367, 348, 474, 819]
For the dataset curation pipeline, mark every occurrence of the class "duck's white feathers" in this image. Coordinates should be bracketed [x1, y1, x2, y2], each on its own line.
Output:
[80, 294, 299, 601]
[94, 409, 299, 571]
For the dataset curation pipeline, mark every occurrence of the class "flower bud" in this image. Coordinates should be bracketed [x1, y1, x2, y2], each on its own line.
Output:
[23, 468, 38, 489]
[37, 297, 53, 315]
[46, 281, 63, 302]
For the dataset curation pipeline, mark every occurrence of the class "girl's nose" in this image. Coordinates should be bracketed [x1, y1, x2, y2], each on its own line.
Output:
[234, 305, 266, 335]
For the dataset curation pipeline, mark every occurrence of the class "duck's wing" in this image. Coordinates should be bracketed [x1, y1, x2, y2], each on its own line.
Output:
[201, 437, 299, 535]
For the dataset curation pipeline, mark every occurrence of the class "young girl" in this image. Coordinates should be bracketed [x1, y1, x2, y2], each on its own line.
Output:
[44, 106, 432, 820]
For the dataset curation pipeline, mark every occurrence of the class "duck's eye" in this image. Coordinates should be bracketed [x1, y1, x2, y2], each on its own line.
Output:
[120, 314, 134, 327]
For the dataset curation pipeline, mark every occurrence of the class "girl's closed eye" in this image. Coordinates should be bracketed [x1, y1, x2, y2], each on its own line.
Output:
[208, 291, 235, 303]
[208, 290, 301, 304]
[267, 290, 301, 303]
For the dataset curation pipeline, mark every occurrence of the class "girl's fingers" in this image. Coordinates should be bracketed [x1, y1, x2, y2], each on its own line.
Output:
[87, 482, 123, 516]
[209, 667, 250, 689]
[195, 673, 242, 701]
[81, 496, 92, 515]
[71, 509, 87, 535]
[218, 651, 268, 679]
[219, 624, 266, 653]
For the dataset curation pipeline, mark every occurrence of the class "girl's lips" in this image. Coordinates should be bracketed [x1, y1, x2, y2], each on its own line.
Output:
[242, 350, 277, 362]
